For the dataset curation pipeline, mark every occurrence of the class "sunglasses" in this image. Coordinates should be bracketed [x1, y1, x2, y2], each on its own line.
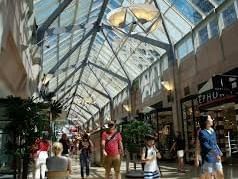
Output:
[108, 124, 114, 128]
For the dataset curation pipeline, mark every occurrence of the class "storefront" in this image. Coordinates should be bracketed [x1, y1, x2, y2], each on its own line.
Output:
[181, 72, 238, 163]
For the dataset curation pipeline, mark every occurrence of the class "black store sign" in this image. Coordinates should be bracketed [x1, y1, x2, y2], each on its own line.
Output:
[212, 75, 238, 91]
[197, 75, 238, 105]
[197, 90, 227, 105]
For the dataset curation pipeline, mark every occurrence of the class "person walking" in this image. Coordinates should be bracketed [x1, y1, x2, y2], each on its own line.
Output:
[170, 132, 185, 173]
[78, 133, 93, 179]
[102, 121, 124, 179]
[46, 142, 72, 179]
[199, 115, 224, 179]
[35, 135, 50, 179]
[141, 134, 161, 179]
[59, 133, 70, 156]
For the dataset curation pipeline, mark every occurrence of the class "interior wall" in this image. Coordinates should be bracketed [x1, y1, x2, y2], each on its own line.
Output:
[179, 21, 238, 98]
[0, 33, 28, 98]
[0, 0, 35, 98]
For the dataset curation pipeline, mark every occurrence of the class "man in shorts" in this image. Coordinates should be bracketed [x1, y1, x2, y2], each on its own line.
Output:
[102, 121, 124, 179]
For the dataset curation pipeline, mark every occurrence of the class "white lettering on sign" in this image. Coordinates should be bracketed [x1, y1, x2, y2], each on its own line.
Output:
[197, 91, 226, 105]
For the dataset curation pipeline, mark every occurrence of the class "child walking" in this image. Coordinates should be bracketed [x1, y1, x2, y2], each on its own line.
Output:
[141, 134, 161, 179]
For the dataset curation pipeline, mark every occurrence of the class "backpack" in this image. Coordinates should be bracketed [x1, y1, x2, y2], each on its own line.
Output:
[144, 146, 148, 159]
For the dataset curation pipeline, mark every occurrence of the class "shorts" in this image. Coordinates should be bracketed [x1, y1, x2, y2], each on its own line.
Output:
[201, 161, 223, 174]
[104, 154, 121, 174]
[144, 170, 160, 179]
[177, 150, 184, 158]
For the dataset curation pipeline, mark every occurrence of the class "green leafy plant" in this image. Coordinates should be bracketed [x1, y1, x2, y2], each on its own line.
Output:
[3, 96, 62, 178]
[122, 120, 153, 152]
[49, 100, 63, 121]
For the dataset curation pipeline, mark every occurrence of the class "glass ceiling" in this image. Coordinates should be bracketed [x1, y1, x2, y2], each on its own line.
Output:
[34, 0, 224, 122]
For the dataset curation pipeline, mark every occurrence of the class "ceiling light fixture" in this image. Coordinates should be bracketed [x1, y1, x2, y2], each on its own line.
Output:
[107, 4, 161, 32]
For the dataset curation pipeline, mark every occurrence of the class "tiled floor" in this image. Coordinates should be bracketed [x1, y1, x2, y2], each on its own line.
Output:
[70, 159, 238, 179]
[19, 158, 237, 179]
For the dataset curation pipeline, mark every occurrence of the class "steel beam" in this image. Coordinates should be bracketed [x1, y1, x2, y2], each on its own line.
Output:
[46, 22, 93, 36]
[153, 0, 175, 62]
[61, 95, 73, 107]
[73, 103, 93, 116]
[88, 61, 129, 83]
[84, 105, 93, 115]
[88, 65, 111, 98]
[37, 0, 73, 45]
[75, 94, 100, 110]
[69, 113, 82, 121]
[102, 24, 170, 50]
[55, 64, 77, 76]
[80, 82, 111, 99]
[48, 28, 95, 74]
[53, 62, 86, 93]
[71, 109, 88, 121]
[58, 83, 77, 102]
[66, 0, 109, 118]
[128, 33, 170, 51]
[101, 29, 131, 83]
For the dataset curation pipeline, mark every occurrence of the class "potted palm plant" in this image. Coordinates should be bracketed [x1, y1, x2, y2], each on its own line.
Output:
[4, 96, 48, 178]
[3, 96, 62, 178]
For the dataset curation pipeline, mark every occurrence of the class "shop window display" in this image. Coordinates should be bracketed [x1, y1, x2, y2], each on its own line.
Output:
[182, 94, 238, 164]
[143, 110, 175, 160]
[155, 113, 175, 160]
[206, 107, 238, 162]
[181, 98, 199, 163]
[158, 123, 175, 160]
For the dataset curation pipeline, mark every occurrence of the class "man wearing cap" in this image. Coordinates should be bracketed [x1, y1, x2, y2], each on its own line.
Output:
[102, 121, 124, 179]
